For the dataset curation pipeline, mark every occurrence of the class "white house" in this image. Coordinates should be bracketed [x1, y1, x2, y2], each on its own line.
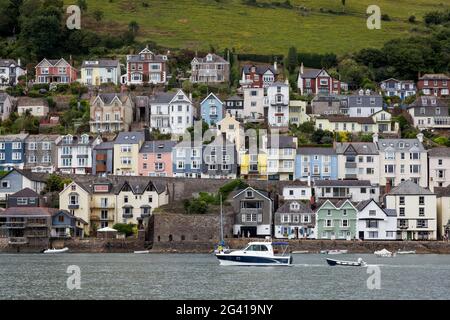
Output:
[0, 93, 13, 121]
[267, 82, 290, 127]
[282, 183, 312, 201]
[168, 89, 194, 135]
[56, 134, 102, 174]
[428, 147, 450, 191]
[17, 97, 49, 117]
[314, 180, 380, 202]
[80, 59, 121, 85]
[243, 87, 265, 122]
[356, 199, 397, 240]
[385, 180, 437, 240]
[0, 59, 26, 88]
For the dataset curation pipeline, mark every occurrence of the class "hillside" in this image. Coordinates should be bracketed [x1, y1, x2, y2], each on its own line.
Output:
[69, 0, 450, 55]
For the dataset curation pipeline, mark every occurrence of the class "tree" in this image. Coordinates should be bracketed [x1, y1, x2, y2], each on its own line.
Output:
[286, 47, 298, 74]
[112, 223, 135, 237]
[93, 10, 104, 22]
[341, 0, 346, 13]
[45, 174, 72, 192]
[77, 0, 87, 12]
[128, 20, 140, 35]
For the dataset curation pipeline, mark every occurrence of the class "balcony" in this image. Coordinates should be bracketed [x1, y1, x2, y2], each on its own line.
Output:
[345, 162, 357, 169]
[8, 237, 28, 245]
[122, 213, 133, 219]
[0, 222, 25, 229]
[240, 208, 263, 215]
[68, 204, 79, 209]
[96, 154, 107, 161]
[398, 223, 409, 229]
[270, 99, 289, 106]
[96, 164, 107, 172]
[345, 174, 357, 179]
[51, 231, 71, 238]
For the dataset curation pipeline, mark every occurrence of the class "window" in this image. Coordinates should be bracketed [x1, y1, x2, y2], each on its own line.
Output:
[410, 153, 420, 160]
[12, 152, 21, 160]
[1, 180, 10, 188]
[385, 165, 395, 174]
[124, 195, 128, 203]
[399, 207, 405, 216]
[417, 220, 427, 228]
[410, 165, 420, 174]
[399, 197, 405, 205]
[121, 145, 131, 153]
[369, 210, 376, 216]
[69, 194, 78, 205]
[177, 161, 185, 169]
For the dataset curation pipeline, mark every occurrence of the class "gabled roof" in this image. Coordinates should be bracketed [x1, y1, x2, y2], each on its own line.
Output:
[0, 207, 58, 217]
[276, 200, 312, 214]
[335, 142, 378, 155]
[434, 185, 450, 198]
[0, 93, 12, 103]
[149, 92, 177, 104]
[192, 53, 229, 64]
[242, 64, 276, 76]
[296, 147, 336, 156]
[9, 188, 40, 198]
[315, 198, 357, 212]
[225, 95, 243, 101]
[377, 138, 425, 152]
[0, 169, 47, 183]
[419, 74, 450, 80]
[300, 67, 325, 79]
[0, 59, 22, 68]
[388, 180, 434, 196]
[94, 93, 130, 105]
[314, 180, 373, 187]
[232, 186, 271, 201]
[201, 92, 223, 105]
[316, 115, 375, 124]
[17, 97, 48, 107]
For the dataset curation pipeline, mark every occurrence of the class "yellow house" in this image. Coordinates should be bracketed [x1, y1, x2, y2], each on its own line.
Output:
[113, 131, 146, 176]
[80, 60, 121, 86]
[240, 152, 268, 180]
[59, 181, 91, 235]
[217, 113, 245, 152]
[289, 100, 310, 125]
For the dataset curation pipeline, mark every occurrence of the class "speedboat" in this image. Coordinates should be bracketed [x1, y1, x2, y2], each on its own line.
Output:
[326, 257, 367, 267]
[396, 250, 416, 255]
[43, 247, 69, 254]
[134, 250, 150, 254]
[320, 249, 348, 254]
[215, 241, 293, 266]
[374, 248, 395, 257]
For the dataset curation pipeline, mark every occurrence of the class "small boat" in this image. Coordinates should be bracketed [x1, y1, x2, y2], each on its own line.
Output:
[216, 241, 293, 266]
[321, 249, 348, 254]
[326, 258, 367, 267]
[134, 250, 150, 254]
[292, 250, 309, 254]
[396, 250, 416, 255]
[374, 248, 395, 257]
[43, 247, 69, 254]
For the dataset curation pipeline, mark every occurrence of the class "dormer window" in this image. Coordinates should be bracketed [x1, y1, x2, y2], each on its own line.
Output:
[290, 202, 300, 211]
[80, 135, 89, 144]
[246, 190, 254, 198]
[206, 54, 213, 62]
[421, 98, 427, 105]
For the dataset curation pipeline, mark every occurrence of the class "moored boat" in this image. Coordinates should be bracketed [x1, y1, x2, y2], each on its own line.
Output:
[43, 247, 69, 254]
[396, 250, 416, 255]
[134, 250, 150, 254]
[374, 248, 395, 257]
[326, 258, 366, 267]
[216, 241, 293, 266]
[321, 249, 348, 254]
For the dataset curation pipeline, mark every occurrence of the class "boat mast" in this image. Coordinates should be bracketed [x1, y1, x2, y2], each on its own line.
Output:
[220, 194, 224, 243]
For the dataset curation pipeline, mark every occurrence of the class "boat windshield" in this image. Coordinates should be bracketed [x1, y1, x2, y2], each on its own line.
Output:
[245, 244, 269, 252]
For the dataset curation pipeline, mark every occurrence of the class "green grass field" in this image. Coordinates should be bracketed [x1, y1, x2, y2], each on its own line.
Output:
[71, 0, 450, 55]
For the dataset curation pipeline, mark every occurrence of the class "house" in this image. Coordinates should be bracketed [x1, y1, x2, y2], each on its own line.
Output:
[240, 150, 268, 180]
[0, 58, 26, 88]
[24, 134, 61, 173]
[138, 140, 176, 177]
[407, 96, 450, 130]
[344, 89, 383, 117]
[200, 93, 224, 126]
[0, 93, 13, 121]
[92, 141, 114, 175]
[6, 188, 42, 208]
[356, 199, 397, 240]
[314, 180, 380, 202]
[0, 169, 47, 203]
[216, 113, 245, 152]
[417, 74, 450, 97]
[113, 131, 147, 176]
[148, 89, 194, 135]
[380, 78, 416, 99]
[35, 58, 77, 84]
[59, 178, 168, 232]
[435, 185, 450, 240]
[57, 134, 101, 174]
[274, 200, 315, 239]
[232, 187, 273, 238]
[0, 133, 28, 170]
[190, 53, 230, 84]
[375, 133, 428, 188]
[17, 97, 49, 117]
[311, 95, 347, 115]
[281, 182, 312, 201]
[240, 63, 277, 88]
[297, 63, 341, 96]
[266, 135, 297, 181]
[134, 95, 150, 124]
[295, 147, 338, 181]
[267, 82, 290, 127]
[315, 199, 358, 240]
[51, 210, 86, 238]
[224, 95, 244, 120]
[243, 87, 265, 122]
[123, 47, 167, 85]
[80, 59, 121, 85]
[335, 142, 380, 184]
[384, 180, 437, 240]
[289, 100, 310, 125]
[315, 115, 378, 134]
[90, 93, 134, 133]
[172, 139, 202, 178]
[202, 135, 238, 179]
[428, 147, 450, 191]
[370, 109, 399, 134]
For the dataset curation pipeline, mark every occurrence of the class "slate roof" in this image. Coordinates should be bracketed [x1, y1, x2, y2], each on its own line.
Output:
[25, 134, 60, 143]
[267, 136, 296, 149]
[428, 147, 450, 157]
[71, 176, 167, 195]
[140, 140, 177, 153]
[0, 93, 12, 103]
[300, 68, 323, 78]
[81, 60, 119, 68]
[296, 147, 336, 156]
[0, 133, 29, 142]
[149, 92, 176, 104]
[314, 199, 357, 211]
[114, 132, 145, 144]
[388, 180, 434, 195]
[408, 96, 447, 108]
[314, 180, 373, 187]
[317, 115, 375, 124]
[355, 199, 396, 216]
[96, 93, 130, 105]
[225, 95, 243, 101]
[134, 96, 149, 108]
[377, 139, 425, 152]
[335, 142, 378, 155]
[0, 59, 19, 67]
[193, 54, 229, 64]
[419, 74, 450, 80]
[94, 141, 114, 150]
[9, 188, 40, 198]
[0, 207, 58, 217]
[434, 185, 450, 198]
[17, 97, 48, 107]
[276, 200, 312, 214]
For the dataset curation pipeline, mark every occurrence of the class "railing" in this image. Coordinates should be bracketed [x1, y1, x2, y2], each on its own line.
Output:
[345, 162, 357, 169]
[240, 208, 263, 214]
[68, 204, 79, 209]
[0, 222, 26, 228]
[270, 99, 289, 105]
[122, 213, 133, 218]
[8, 237, 28, 245]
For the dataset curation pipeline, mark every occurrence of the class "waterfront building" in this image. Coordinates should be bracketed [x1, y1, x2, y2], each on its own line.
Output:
[428, 147, 450, 191]
[266, 135, 297, 181]
[274, 200, 315, 239]
[295, 147, 338, 181]
[356, 199, 397, 240]
[202, 136, 238, 179]
[172, 140, 203, 178]
[138, 140, 176, 177]
[0, 169, 47, 204]
[281, 182, 312, 202]
[315, 199, 358, 240]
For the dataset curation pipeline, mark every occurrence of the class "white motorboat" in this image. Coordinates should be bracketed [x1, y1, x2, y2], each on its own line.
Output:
[43, 247, 69, 254]
[396, 250, 416, 255]
[134, 250, 150, 254]
[374, 248, 395, 257]
[326, 257, 367, 267]
[216, 241, 293, 266]
[320, 249, 348, 254]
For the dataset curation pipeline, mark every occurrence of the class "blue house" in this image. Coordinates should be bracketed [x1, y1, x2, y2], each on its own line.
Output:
[172, 140, 203, 178]
[200, 93, 224, 126]
[0, 133, 28, 171]
[51, 210, 86, 238]
[295, 147, 338, 181]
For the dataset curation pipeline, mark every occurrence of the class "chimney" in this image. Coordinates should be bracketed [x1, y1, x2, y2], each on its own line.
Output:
[17, 58, 21, 67]
[373, 132, 379, 144]
[417, 132, 424, 143]
[274, 61, 277, 72]
[307, 175, 311, 187]
[189, 93, 193, 101]
[385, 179, 392, 195]
[300, 62, 304, 75]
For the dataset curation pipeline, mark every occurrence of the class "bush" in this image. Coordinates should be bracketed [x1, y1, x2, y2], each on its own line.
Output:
[112, 223, 135, 237]
[408, 15, 416, 23]
[381, 14, 391, 21]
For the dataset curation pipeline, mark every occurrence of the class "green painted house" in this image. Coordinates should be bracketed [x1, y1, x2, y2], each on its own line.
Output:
[315, 199, 358, 240]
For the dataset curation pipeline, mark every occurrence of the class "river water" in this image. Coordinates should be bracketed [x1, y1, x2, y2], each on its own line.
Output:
[0, 253, 449, 300]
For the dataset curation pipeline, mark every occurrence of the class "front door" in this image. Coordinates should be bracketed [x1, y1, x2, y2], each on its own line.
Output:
[359, 231, 364, 240]
[241, 226, 257, 238]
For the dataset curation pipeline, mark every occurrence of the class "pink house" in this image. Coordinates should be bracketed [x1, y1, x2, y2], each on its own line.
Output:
[138, 140, 176, 177]
[35, 58, 78, 84]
